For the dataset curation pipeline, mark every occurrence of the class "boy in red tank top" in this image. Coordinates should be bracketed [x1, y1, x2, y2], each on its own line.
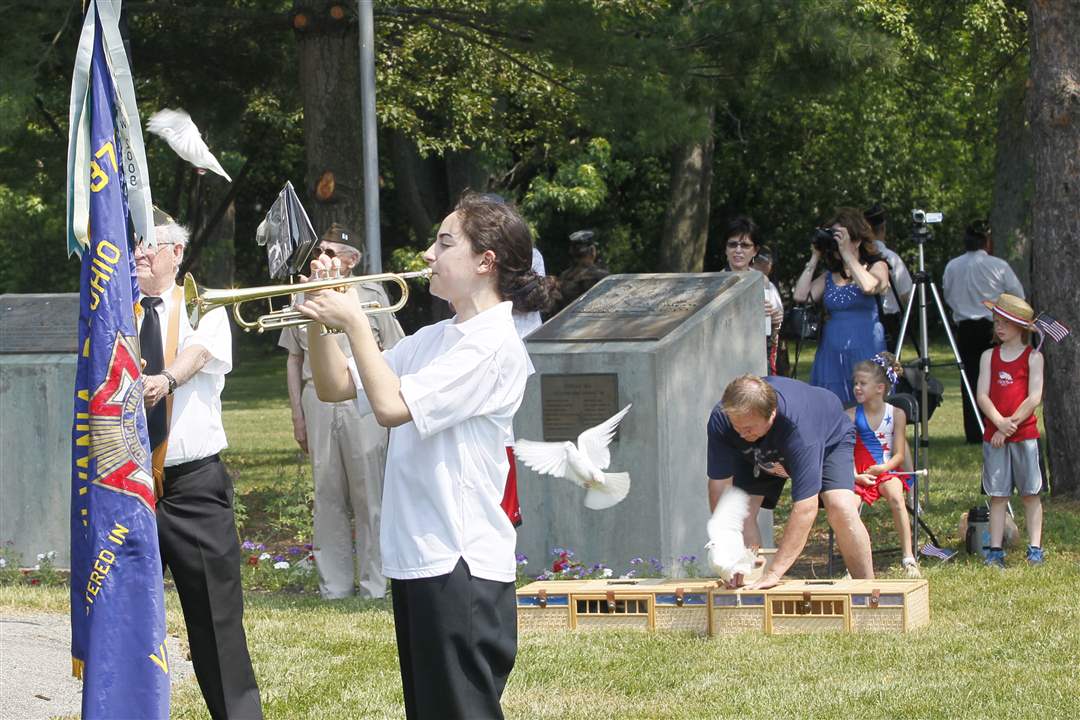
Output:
[975, 294, 1045, 567]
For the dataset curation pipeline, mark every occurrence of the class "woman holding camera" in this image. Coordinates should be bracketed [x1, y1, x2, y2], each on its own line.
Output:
[794, 207, 890, 403]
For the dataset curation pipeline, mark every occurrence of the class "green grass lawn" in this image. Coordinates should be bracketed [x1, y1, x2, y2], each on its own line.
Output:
[4, 338, 1078, 719]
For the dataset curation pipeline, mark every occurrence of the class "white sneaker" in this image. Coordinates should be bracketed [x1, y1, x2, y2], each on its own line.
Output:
[902, 557, 921, 578]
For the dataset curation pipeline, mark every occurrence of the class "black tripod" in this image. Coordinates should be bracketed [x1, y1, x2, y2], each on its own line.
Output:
[893, 214, 983, 551]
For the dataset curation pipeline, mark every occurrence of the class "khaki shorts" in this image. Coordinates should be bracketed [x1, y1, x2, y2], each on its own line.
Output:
[982, 439, 1043, 496]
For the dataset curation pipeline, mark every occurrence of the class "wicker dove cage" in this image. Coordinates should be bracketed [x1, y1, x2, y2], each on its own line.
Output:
[518, 576, 930, 637]
[517, 578, 719, 635]
[709, 578, 930, 636]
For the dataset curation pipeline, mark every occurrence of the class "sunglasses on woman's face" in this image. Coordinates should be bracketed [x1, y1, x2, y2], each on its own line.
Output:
[726, 240, 755, 250]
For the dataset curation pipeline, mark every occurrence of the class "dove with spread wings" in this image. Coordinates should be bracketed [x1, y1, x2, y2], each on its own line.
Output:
[705, 486, 758, 583]
[514, 404, 632, 510]
[146, 108, 232, 182]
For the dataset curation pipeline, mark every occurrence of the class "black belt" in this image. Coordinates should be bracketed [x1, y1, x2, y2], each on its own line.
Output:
[164, 453, 220, 480]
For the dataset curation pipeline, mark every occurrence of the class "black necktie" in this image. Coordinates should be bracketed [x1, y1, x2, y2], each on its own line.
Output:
[140, 296, 167, 449]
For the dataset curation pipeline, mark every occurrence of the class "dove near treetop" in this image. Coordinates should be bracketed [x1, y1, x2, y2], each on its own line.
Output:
[513, 404, 632, 510]
[146, 108, 232, 182]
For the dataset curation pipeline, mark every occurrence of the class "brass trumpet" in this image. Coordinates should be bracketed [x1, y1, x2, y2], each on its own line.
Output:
[183, 269, 432, 333]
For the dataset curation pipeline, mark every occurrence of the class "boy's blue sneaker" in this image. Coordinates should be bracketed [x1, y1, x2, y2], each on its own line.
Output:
[984, 548, 1006, 568]
[1026, 546, 1045, 565]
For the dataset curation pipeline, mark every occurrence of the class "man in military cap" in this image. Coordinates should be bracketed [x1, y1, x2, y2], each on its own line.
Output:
[555, 229, 609, 313]
[279, 223, 405, 599]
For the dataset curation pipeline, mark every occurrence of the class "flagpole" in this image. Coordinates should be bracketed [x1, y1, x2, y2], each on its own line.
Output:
[358, 0, 382, 273]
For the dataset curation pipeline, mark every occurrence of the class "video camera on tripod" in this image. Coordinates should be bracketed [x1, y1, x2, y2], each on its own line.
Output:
[911, 209, 943, 225]
[910, 209, 943, 242]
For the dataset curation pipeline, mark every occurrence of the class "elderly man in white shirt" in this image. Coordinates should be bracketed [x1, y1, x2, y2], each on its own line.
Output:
[943, 220, 1025, 443]
[134, 210, 262, 719]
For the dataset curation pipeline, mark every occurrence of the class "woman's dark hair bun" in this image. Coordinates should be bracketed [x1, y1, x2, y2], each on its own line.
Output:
[454, 191, 555, 315]
[505, 270, 556, 314]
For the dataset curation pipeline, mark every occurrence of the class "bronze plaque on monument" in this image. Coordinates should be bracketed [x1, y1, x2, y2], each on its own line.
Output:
[540, 374, 619, 441]
[529, 273, 737, 343]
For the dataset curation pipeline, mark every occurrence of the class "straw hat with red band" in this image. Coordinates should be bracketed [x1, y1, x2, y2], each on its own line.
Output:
[983, 293, 1035, 329]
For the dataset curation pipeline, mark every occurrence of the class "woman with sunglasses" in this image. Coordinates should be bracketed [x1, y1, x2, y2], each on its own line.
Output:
[297, 192, 552, 720]
[723, 216, 783, 373]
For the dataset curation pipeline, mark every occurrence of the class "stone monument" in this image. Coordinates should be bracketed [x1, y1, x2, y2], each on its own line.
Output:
[1, 294, 79, 568]
[515, 272, 766, 577]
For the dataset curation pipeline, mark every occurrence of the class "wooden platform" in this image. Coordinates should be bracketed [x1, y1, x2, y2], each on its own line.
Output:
[517, 577, 929, 636]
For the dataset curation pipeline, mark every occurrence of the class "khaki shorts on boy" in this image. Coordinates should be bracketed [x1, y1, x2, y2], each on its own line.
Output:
[982, 439, 1043, 496]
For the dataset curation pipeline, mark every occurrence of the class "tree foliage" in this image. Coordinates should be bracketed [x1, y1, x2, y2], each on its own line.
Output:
[0, 0, 1031, 298]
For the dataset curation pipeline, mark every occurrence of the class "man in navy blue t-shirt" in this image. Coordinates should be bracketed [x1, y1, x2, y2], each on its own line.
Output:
[707, 375, 874, 588]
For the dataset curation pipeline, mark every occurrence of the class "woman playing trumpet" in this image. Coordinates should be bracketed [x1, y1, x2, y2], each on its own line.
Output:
[297, 192, 552, 720]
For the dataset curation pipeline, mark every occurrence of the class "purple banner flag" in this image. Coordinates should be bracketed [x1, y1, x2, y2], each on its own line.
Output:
[68, 8, 170, 719]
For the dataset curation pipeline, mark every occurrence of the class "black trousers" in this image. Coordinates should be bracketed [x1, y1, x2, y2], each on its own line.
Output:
[881, 312, 901, 353]
[158, 456, 262, 720]
[956, 319, 994, 444]
[391, 558, 517, 720]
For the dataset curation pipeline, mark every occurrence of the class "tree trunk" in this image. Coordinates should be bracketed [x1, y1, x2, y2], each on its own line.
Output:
[294, 1, 363, 242]
[660, 106, 715, 273]
[445, 148, 489, 202]
[388, 129, 442, 244]
[989, 63, 1034, 291]
[195, 189, 236, 289]
[1028, 0, 1080, 499]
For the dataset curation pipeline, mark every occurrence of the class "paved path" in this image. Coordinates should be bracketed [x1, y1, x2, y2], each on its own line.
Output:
[0, 613, 194, 720]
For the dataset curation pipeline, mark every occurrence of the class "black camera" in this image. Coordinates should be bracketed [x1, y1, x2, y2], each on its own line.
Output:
[812, 227, 838, 253]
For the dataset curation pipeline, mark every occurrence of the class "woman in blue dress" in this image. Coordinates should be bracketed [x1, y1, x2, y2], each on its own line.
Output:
[793, 207, 891, 404]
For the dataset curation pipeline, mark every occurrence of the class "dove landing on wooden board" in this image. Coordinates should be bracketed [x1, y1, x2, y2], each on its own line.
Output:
[513, 404, 632, 510]
[705, 486, 758, 582]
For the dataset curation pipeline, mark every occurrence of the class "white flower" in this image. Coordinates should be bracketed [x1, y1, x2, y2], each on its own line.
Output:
[273, 561, 290, 570]
[259, 552, 271, 561]
[46, 551, 56, 560]
[0, 558, 7, 568]
[602, 568, 613, 578]
[36, 553, 45, 561]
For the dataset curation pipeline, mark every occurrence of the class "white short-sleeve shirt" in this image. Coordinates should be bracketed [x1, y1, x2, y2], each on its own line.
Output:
[512, 248, 547, 338]
[943, 250, 1025, 323]
[137, 285, 232, 465]
[347, 301, 530, 582]
[874, 240, 913, 315]
[764, 279, 783, 335]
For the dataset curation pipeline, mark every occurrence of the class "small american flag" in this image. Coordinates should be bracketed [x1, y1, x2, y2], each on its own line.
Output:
[1034, 313, 1071, 344]
[919, 543, 957, 562]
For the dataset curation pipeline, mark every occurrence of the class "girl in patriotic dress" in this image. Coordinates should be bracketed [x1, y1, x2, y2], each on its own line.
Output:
[846, 353, 919, 577]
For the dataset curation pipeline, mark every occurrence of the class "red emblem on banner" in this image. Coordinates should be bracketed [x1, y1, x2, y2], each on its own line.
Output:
[89, 332, 155, 509]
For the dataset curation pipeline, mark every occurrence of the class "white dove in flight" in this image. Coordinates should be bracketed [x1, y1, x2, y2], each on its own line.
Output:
[514, 404, 632, 510]
[705, 486, 758, 583]
[147, 108, 232, 182]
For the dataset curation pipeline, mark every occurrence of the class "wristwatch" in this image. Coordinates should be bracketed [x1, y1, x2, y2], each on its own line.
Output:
[161, 370, 178, 395]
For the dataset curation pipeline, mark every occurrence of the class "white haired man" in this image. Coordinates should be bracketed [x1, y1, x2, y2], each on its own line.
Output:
[134, 208, 261, 718]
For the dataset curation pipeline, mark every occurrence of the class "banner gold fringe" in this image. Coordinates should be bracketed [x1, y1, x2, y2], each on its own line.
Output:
[72, 657, 84, 680]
